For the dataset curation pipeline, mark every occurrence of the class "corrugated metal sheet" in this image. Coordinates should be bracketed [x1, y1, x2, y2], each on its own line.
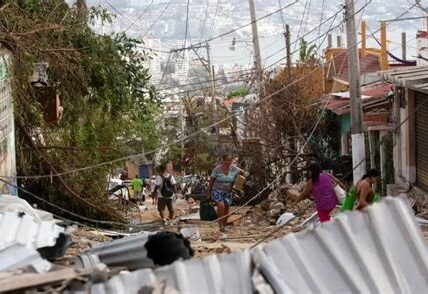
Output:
[326, 83, 393, 116]
[0, 212, 64, 250]
[253, 197, 428, 293]
[76, 233, 154, 270]
[416, 92, 428, 191]
[76, 231, 194, 271]
[74, 197, 428, 294]
[0, 243, 51, 273]
[380, 66, 428, 93]
[84, 250, 253, 294]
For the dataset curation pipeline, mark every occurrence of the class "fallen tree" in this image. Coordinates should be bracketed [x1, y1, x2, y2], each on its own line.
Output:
[0, 0, 160, 224]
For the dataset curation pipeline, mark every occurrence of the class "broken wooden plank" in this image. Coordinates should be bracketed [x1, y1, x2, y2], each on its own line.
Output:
[0, 267, 94, 292]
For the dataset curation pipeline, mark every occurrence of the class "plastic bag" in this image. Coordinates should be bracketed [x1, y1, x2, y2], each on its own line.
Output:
[199, 201, 217, 221]
[341, 186, 357, 212]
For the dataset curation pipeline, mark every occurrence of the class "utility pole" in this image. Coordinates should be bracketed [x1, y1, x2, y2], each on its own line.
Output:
[180, 94, 186, 156]
[211, 65, 217, 131]
[345, 0, 366, 183]
[285, 24, 291, 70]
[249, 0, 263, 95]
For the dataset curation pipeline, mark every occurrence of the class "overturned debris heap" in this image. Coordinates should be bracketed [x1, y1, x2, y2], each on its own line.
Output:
[2, 196, 427, 293]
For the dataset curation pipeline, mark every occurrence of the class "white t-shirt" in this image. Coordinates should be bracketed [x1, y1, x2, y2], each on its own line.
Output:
[155, 173, 176, 198]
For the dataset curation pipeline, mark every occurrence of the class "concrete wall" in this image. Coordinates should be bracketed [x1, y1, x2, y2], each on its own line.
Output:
[394, 88, 417, 186]
[0, 49, 17, 195]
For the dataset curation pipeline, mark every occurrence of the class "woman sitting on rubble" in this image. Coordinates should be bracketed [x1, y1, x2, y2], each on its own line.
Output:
[207, 154, 246, 232]
[295, 162, 343, 223]
[355, 169, 380, 210]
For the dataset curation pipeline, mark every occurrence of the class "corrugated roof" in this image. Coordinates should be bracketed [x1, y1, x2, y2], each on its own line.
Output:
[0, 211, 64, 250]
[326, 83, 393, 116]
[379, 66, 428, 93]
[331, 51, 381, 84]
[80, 197, 428, 294]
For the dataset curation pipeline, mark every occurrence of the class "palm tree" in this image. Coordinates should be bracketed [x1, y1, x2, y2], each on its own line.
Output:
[298, 38, 317, 64]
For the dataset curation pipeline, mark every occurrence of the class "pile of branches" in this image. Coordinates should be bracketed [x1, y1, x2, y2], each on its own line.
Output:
[237, 63, 339, 203]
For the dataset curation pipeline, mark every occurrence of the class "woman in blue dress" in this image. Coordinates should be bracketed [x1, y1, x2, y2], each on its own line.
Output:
[207, 154, 245, 232]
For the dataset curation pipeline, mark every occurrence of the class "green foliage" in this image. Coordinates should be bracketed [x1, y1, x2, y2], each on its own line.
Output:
[226, 87, 249, 99]
[299, 38, 317, 64]
[0, 0, 160, 223]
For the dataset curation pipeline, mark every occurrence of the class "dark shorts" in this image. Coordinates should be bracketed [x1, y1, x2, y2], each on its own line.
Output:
[211, 190, 233, 206]
[158, 197, 173, 212]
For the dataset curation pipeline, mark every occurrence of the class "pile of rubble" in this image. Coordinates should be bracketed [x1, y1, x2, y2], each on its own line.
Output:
[0, 195, 194, 292]
[250, 183, 312, 226]
[2, 197, 427, 293]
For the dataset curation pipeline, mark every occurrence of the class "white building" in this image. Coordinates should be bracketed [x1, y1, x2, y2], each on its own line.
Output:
[172, 41, 190, 85]
[142, 39, 163, 84]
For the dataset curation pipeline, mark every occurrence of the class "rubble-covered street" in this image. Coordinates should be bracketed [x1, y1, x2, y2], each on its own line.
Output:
[2, 183, 428, 293]
[3, 0, 428, 293]
[2, 194, 428, 293]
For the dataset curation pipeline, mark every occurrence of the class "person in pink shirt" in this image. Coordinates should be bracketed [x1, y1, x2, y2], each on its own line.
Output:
[295, 162, 343, 222]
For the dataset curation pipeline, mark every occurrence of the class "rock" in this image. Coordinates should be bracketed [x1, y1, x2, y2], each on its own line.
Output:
[253, 205, 264, 214]
[258, 220, 271, 227]
[268, 218, 277, 225]
[268, 190, 279, 201]
[267, 208, 281, 218]
[272, 202, 285, 211]
[260, 199, 272, 210]
[287, 188, 300, 199]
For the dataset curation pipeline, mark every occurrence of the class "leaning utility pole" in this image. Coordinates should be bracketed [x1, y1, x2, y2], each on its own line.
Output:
[345, 0, 366, 183]
[249, 0, 263, 95]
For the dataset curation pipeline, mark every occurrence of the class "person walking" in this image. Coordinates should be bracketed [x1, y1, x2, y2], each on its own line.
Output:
[207, 154, 246, 232]
[131, 175, 144, 205]
[153, 164, 176, 224]
[295, 162, 344, 223]
[355, 169, 380, 210]
[149, 175, 157, 205]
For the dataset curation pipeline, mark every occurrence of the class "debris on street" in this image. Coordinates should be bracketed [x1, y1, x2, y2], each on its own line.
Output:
[2, 197, 426, 293]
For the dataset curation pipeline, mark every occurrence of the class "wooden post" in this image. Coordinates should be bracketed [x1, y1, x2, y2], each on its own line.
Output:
[380, 21, 388, 70]
[380, 130, 387, 195]
[361, 21, 366, 56]
[286, 24, 291, 70]
[369, 130, 376, 169]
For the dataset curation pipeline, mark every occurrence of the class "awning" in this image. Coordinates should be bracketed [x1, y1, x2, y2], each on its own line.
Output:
[379, 66, 428, 93]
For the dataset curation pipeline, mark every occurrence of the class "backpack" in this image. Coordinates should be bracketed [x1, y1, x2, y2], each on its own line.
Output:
[160, 175, 174, 197]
